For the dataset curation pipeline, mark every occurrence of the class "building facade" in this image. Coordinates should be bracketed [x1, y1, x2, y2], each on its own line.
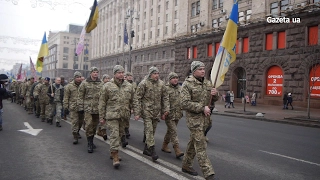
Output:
[42, 24, 91, 80]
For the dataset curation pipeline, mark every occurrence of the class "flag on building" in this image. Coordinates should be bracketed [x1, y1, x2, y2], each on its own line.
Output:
[124, 23, 128, 44]
[36, 32, 49, 72]
[76, 22, 87, 56]
[17, 63, 22, 80]
[30, 57, 37, 80]
[86, 0, 99, 33]
[210, 0, 238, 88]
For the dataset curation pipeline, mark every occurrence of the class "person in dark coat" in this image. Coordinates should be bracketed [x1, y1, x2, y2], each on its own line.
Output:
[282, 93, 288, 109]
[287, 93, 293, 110]
[225, 91, 231, 108]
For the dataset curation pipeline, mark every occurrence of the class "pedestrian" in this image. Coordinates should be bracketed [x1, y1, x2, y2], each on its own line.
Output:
[251, 91, 256, 106]
[287, 93, 293, 110]
[47, 77, 64, 127]
[283, 92, 288, 109]
[230, 91, 235, 108]
[97, 74, 110, 141]
[77, 67, 103, 153]
[180, 61, 216, 180]
[34, 77, 51, 122]
[63, 72, 84, 145]
[133, 66, 170, 161]
[161, 72, 184, 158]
[60, 76, 67, 120]
[123, 72, 137, 139]
[22, 76, 35, 114]
[240, 89, 245, 103]
[99, 65, 134, 168]
[0, 74, 9, 131]
[225, 91, 231, 108]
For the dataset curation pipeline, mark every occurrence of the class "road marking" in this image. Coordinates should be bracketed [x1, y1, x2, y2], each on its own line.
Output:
[63, 120, 200, 180]
[18, 122, 42, 136]
[259, 150, 320, 167]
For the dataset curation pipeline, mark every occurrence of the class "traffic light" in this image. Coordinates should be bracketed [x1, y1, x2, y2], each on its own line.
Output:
[131, 30, 135, 38]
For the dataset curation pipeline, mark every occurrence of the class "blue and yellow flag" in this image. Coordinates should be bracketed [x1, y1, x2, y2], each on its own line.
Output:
[210, 0, 238, 88]
[36, 32, 49, 72]
[86, 0, 99, 33]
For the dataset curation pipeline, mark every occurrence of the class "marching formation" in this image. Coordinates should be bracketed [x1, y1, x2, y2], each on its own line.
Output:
[6, 61, 219, 180]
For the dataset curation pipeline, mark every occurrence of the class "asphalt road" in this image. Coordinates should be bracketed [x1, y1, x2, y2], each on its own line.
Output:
[1, 100, 320, 180]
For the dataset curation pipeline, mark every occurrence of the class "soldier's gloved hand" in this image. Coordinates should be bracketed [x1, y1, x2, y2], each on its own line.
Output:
[99, 118, 106, 125]
[78, 110, 84, 114]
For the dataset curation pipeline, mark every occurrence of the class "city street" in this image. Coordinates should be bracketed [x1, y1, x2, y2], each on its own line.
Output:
[1, 101, 320, 180]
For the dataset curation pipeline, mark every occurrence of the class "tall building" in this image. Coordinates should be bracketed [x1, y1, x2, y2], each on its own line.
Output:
[42, 24, 91, 79]
[91, 0, 320, 107]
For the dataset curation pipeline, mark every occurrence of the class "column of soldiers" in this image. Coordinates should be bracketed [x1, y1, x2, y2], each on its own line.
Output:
[9, 60, 217, 180]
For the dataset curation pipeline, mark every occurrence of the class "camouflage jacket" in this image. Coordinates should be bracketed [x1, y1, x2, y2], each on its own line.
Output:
[165, 83, 183, 120]
[133, 77, 170, 119]
[34, 83, 50, 104]
[22, 81, 34, 97]
[63, 81, 81, 111]
[30, 82, 40, 97]
[99, 79, 134, 120]
[14, 83, 21, 95]
[127, 80, 137, 92]
[181, 75, 218, 129]
[77, 77, 102, 114]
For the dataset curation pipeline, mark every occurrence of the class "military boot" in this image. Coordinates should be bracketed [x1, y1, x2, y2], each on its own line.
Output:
[121, 135, 128, 148]
[150, 146, 158, 161]
[110, 153, 122, 161]
[72, 132, 78, 145]
[49, 119, 53, 125]
[173, 144, 184, 158]
[56, 122, 61, 127]
[101, 129, 108, 141]
[143, 144, 151, 156]
[87, 136, 94, 153]
[182, 166, 198, 176]
[205, 174, 215, 180]
[77, 130, 82, 139]
[111, 151, 120, 168]
[161, 142, 171, 153]
[125, 128, 130, 139]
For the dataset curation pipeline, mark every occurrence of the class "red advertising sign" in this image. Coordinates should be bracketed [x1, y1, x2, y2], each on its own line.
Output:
[309, 64, 320, 98]
[266, 66, 283, 96]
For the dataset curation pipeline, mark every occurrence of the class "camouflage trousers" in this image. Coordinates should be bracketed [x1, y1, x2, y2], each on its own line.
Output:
[35, 99, 41, 116]
[70, 111, 84, 134]
[107, 119, 125, 151]
[25, 96, 33, 113]
[163, 118, 180, 146]
[144, 117, 159, 148]
[124, 115, 130, 129]
[182, 128, 215, 178]
[39, 102, 50, 119]
[49, 102, 62, 123]
[84, 113, 99, 137]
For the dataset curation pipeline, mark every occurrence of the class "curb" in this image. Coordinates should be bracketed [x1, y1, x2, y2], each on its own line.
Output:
[212, 112, 320, 128]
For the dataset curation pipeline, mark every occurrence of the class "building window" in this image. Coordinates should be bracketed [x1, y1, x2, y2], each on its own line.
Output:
[175, 0, 178, 6]
[219, 0, 223, 8]
[270, 2, 278, 15]
[63, 47, 69, 54]
[63, 55, 68, 61]
[148, 53, 151, 61]
[158, 17, 160, 25]
[157, 29, 160, 36]
[277, 31, 286, 49]
[144, 11, 146, 19]
[74, 64, 79, 69]
[171, 49, 175, 58]
[191, 25, 196, 33]
[215, 42, 220, 55]
[155, 52, 158, 59]
[151, 8, 153, 16]
[246, 9, 252, 21]
[158, 5, 161, 13]
[207, 43, 213, 57]
[243, 37, 249, 53]
[166, 14, 169, 22]
[266, 33, 273, 50]
[151, 20, 153, 27]
[187, 47, 191, 59]
[144, 22, 146, 29]
[196, 1, 200, 14]
[191, 2, 196, 17]
[166, 1, 169, 10]
[173, 24, 177, 33]
[193, 46, 197, 59]
[143, 33, 145, 40]
[174, 10, 178, 19]
[162, 51, 166, 58]
[280, 0, 288, 16]
[212, 0, 218, 9]
[63, 63, 68, 68]
[308, 26, 318, 45]
[212, 19, 218, 28]
[150, 31, 153, 38]
[165, 26, 168, 34]
[218, 17, 223, 26]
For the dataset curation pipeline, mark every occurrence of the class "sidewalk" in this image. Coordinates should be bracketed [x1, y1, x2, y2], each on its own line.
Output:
[212, 101, 320, 128]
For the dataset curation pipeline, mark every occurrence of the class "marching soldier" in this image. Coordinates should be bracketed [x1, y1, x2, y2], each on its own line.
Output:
[22, 77, 34, 114]
[15, 81, 21, 105]
[97, 74, 110, 141]
[34, 77, 50, 122]
[77, 67, 102, 153]
[180, 61, 217, 180]
[20, 79, 27, 109]
[123, 72, 137, 139]
[47, 77, 64, 127]
[63, 72, 84, 144]
[161, 72, 184, 158]
[31, 77, 42, 118]
[133, 66, 170, 161]
[99, 65, 134, 168]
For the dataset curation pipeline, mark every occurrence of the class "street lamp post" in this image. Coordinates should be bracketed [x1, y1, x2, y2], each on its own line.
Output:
[125, 8, 137, 73]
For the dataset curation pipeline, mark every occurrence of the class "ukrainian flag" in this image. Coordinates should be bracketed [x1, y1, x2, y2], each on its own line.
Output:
[211, 0, 238, 88]
[86, 0, 99, 33]
[36, 32, 49, 72]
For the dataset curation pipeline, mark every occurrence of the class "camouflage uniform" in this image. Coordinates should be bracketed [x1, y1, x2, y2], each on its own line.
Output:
[97, 74, 110, 140]
[63, 72, 84, 144]
[22, 78, 34, 114]
[15, 82, 21, 104]
[124, 72, 137, 138]
[133, 67, 169, 160]
[161, 72, 184, 158]
[47, 83, 64, 126]
[31, 80, 41, 117]
[181, 61, 217, 179]
[9, 81, 16, 102]
[20, 81, 27, 108]
[34, 79, 50, 121]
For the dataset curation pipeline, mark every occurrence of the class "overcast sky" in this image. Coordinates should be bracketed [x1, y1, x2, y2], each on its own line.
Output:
[0, 0, 93, 71]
